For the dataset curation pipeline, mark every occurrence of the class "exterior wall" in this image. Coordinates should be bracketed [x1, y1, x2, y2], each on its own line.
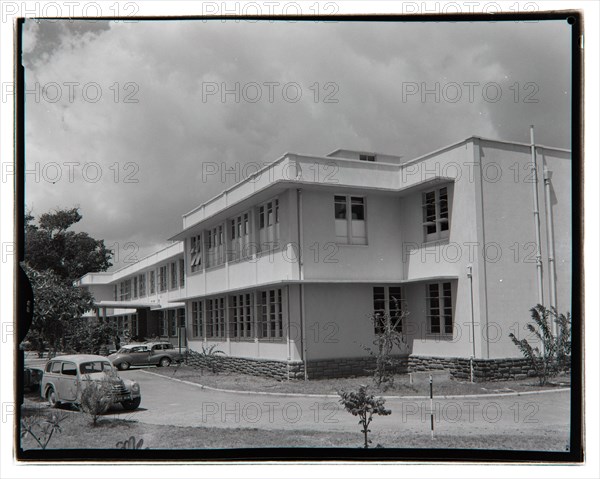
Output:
[300, 190, 405, 281]
[478, 140, 571, 358]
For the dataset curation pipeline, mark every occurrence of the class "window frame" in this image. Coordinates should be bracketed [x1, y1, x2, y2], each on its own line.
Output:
[373, 286, 405, 334]
[422, 186, 450, 243]
[426, 281, 453, 336]
[334, 194, 367, 245]
[258, 288, 284, 340]
[257, 197, 280, 253]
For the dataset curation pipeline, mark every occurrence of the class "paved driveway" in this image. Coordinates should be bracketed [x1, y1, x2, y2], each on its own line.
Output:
[116, 369, 571, 442]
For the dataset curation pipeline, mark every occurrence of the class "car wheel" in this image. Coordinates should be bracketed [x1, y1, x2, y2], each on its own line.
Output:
[159, 357, 171, 367]
[46, 386, 60, 408]
[119, 361, 130, 371]
[121, 397, 141, 411]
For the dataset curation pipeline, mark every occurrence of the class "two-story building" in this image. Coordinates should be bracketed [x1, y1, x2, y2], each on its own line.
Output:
[77, 135, 571, 380]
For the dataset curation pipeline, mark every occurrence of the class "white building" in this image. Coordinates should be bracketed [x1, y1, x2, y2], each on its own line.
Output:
[77, 136, 571, 380]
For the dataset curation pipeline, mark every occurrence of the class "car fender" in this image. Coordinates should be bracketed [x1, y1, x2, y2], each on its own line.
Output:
[122, 378, 141, 398]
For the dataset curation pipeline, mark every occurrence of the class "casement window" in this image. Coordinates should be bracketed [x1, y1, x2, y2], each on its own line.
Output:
[139, 274, 146, 297]
[158, 311, 167, 336]
[150, 270, 156, 294]
[119, 280, 131, 301]
[122, 315, 129, 334]
[113, 285, 117, 301]
[179, 259, 185, 287]
[258, 198, 280, 252]
[206, 297, 226, 338]
[132, 277, 138, 299]
[258, 288, 283, 339]
[131, 314, 138, 336]
[159, 265, 167, 292]
[191, 301, 203, 338]
[206, 224, 225, 268]
[373, 286, 404, 333]
[229, 212, 251, 261]
[422, 186, 450, 242]
[427, 282, 453, 335]
[229, 293, 253, 339]
[359, 154, 375, 162]
[334, 195, 367, 244]
[190, 234, 203, 272]
[170, 262, 177, 289]
[168, 309, 177, 336]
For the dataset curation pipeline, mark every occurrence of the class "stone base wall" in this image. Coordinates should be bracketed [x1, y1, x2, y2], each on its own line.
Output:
[185, 350, 304, 381]
[185, 349, 565, 382]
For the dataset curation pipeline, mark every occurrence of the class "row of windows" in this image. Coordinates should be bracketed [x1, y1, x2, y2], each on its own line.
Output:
[189, 198, 281, 271]
[373, 283, 453, 336]
[113, 259, 185, 301]
[158, 308, 186, 337]
[190, 288, 284, 340]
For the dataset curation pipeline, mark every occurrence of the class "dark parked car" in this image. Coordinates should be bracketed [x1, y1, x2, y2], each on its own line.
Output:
[24, 366, 43, 392]
[108, 342, 184, 370]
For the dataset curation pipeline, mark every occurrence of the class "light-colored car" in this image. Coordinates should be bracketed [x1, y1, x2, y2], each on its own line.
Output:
[41, 354, 141, 411]
[108, 342, 184, 370]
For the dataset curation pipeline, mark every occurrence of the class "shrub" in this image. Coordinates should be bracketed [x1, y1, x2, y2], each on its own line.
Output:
[509, 304, 572, 386]
[78, 375, 114, 426]
[362, 299, 409, 390]
[338, 385, 391, 448]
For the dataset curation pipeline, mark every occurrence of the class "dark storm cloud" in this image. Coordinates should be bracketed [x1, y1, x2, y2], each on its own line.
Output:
[23, 19, 572, 270]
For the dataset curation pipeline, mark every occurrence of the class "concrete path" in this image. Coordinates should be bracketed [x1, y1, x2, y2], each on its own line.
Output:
[114, 369, 571, 442]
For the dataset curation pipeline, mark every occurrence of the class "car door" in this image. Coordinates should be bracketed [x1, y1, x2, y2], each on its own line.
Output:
[58, 361, 78, 402]
[148, 344, 163, 364]
[130, 346, 151, 365]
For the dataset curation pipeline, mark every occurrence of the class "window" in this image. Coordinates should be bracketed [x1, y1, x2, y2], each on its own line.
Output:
[179, 259, 185, 287]
[229, 293, 253, 339]
[258, 288, 283, 339]
[131, 313, 138, 336]
[206, 225, 225, 267]
[139, 274, 146, 297]
[258, 198, 280, 252]
[422, 186, 450, 242]
[168, 310, 177, 336]
[119, 280, 131, 301]
[159, 265, 167, 292]
[373, 286, 404, 333]
[359, 154, 375, 162]
[170, 262, 177, 289]
[150, 270, 156, 294]
[61, 362, 77, 376]
[158, 311, 167, 336]
[190, 234, 203, 272]
[191, 301, 203, 338]
[427, 282, 453, 335]
[133, 276, 138, 299]
[334, 195, 367, 244]
[113, 285, 117, 301]
[206, 297, 225, 338]
[229, 212, 252, 261]
[50, 362, 62, 373]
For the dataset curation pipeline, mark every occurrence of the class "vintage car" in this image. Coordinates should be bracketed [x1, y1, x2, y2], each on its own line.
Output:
[41, 354, 141, 411]
[108, 342, 184, 370]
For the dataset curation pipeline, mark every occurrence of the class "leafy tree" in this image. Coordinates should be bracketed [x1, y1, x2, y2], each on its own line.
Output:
[338, 385, 391, 448]
[66, 317, 117, 354]
[362, 298, 409, 390]
[509, 304, 572, 386]
[25, 207, 112, 284]
[23, 264, 94, 357]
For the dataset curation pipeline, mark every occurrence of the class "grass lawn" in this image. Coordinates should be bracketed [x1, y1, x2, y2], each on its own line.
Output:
[20, 404, 568, 452]
[150, 365, 571, 397]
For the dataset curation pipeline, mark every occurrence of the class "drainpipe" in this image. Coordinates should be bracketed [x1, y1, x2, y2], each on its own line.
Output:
[529, 126, 544, 307]
[467, 265, 476, 383]
[286, 284, 291, 380]
[543, 166, 558, 330]
[297, 188, 308, 380]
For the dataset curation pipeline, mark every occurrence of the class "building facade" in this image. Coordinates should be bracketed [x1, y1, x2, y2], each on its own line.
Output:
[77, 136, 572, 380]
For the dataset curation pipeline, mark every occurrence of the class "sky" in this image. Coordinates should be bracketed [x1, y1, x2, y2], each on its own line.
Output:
[22, 18, 573, 270]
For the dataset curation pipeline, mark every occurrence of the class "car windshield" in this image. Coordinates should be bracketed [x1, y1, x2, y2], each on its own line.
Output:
[80, 361, 114, 374]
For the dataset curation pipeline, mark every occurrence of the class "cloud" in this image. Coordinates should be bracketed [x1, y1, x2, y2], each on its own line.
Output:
[23, 19, 572, 270]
